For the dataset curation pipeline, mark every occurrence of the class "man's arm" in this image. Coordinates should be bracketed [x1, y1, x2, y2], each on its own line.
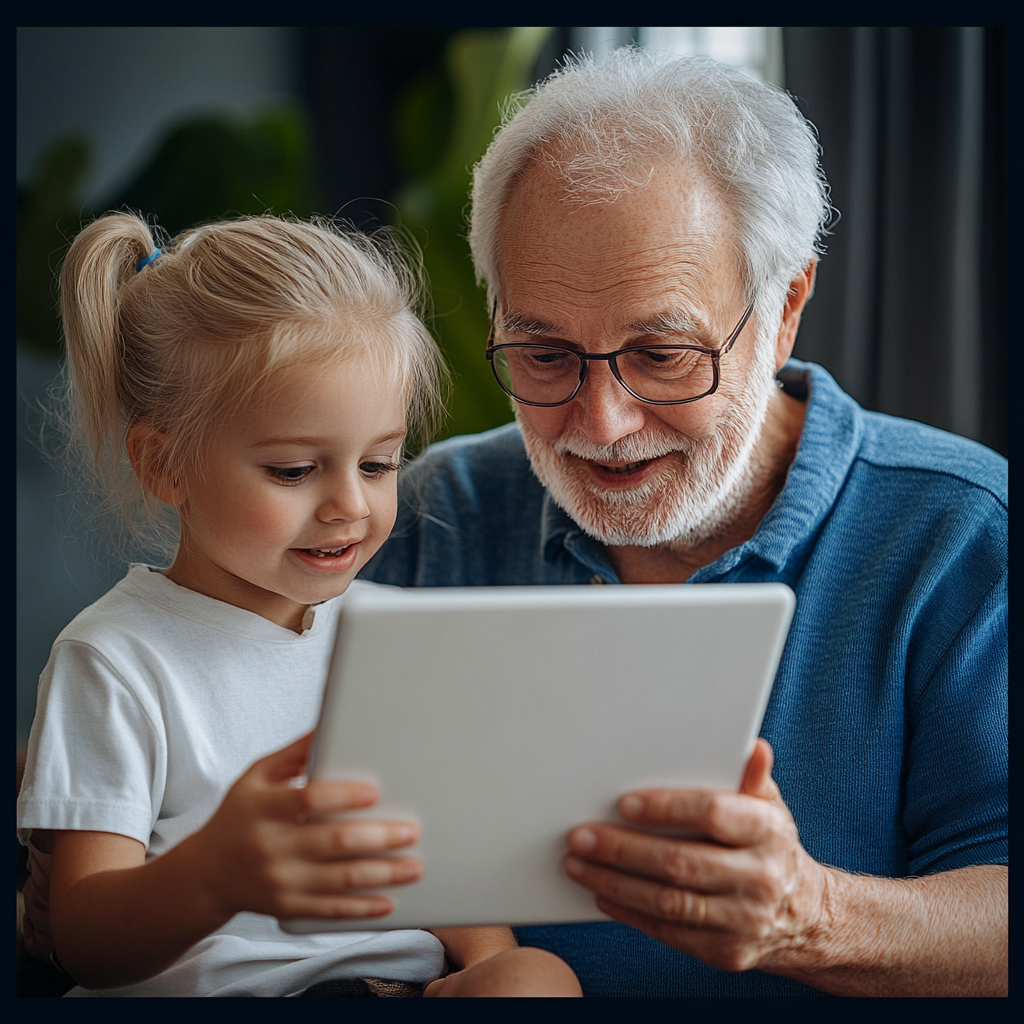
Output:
[565, 739, 1007, 997]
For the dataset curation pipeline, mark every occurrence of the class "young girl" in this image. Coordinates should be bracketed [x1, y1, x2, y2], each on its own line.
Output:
[16, 213, 581, 998]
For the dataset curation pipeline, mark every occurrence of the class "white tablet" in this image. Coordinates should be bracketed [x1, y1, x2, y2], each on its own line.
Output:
[282, 582, 794, 934]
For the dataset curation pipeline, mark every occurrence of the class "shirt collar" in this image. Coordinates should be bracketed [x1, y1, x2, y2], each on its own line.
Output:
[538, 360, 863, 583]
[540, 493, 575, 563]
[691, 361, 863, 581]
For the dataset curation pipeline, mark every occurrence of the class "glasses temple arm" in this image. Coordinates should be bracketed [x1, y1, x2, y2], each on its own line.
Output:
[721, 301, 756, 355]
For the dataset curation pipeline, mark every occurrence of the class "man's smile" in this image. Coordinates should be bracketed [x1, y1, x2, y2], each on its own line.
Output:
[593, 460, 649, 475]
[567, 452, 673, 488]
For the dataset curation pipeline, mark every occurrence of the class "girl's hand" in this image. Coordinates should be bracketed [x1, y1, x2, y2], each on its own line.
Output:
[192, 732, 422, 922]
[46, 733, 421, 989]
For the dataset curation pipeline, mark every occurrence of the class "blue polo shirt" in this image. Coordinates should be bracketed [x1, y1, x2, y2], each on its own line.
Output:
[361, 360, 1007, 997]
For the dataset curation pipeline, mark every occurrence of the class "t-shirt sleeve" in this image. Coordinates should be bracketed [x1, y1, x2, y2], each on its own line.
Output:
[17, 638, 166, 849]
[903, 569, 1008, 875]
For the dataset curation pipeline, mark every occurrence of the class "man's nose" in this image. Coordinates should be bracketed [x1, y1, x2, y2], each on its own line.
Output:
[569, 361, 648, 447]
[318, 473, 371, 523]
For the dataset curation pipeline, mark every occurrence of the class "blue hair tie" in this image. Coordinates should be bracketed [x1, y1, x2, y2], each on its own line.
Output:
[136, 248, 162, 273]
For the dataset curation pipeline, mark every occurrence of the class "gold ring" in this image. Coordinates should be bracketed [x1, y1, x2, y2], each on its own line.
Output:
[692, 893, 707, 927]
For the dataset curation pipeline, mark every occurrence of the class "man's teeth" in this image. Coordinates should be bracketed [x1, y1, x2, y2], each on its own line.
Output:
[603, 461, 645, 474]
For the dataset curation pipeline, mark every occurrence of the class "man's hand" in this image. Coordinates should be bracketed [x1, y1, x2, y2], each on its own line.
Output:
[564, 738, 1007, 995]
[563, 739, 827, 974]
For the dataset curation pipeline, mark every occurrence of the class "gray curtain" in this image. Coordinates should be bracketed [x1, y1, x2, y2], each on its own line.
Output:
[784, 27, 1007, 456]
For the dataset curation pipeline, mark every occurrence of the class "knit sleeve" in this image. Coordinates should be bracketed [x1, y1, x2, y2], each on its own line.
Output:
[902, 569, 1008, 875]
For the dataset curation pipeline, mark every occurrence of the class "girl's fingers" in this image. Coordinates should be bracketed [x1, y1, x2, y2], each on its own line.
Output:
[297, 819, 421, 858]
[276, 892, 396, 921]
[303, 855, 424, 892]
[258, 777, 380, 821]
[250, 731, 316, 783]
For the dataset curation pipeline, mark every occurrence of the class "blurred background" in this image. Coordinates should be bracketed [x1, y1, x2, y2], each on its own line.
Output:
[17, 26, 1008, 746]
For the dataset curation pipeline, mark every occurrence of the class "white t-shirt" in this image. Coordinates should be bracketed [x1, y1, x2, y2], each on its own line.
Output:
[17, 565, 445, 997]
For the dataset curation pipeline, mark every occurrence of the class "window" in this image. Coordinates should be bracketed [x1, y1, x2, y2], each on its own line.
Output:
[570, 27, 784, 87]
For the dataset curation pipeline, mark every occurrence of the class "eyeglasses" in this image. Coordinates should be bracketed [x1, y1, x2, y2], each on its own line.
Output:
[486, 301, 754, 408]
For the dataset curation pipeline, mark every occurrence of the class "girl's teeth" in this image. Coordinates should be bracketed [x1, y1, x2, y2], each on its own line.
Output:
[312, 547, 345, 557]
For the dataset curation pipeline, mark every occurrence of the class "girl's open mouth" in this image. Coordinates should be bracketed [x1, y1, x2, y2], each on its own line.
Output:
[292, 544, 360, 570]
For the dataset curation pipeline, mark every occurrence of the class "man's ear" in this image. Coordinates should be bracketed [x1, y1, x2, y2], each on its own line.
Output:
[774, 260, 817, 371]
[126, 424, 186, 506]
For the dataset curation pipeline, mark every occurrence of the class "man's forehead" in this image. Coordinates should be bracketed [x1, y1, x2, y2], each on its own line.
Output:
[499, 163, 737, 319]
[511, 148, 724, 216]
[501, 157, 733, 270]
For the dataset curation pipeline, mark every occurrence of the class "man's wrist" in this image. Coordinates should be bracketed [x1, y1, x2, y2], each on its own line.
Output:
[767, 859, 840, 975]
[759, 864, 1008, 997]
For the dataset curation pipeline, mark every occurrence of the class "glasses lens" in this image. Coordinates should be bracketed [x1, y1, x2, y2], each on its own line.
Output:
[493, 346, 581, 405]
[616, 348, 716, 403]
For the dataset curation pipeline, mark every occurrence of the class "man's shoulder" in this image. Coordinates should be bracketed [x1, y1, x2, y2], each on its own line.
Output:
[407, 421, 528, 471]
[798, 361, 1006, 511]
[365, 422, 555, 587]
[854, 410, 1007, 510]
[400, 421, 536, 500]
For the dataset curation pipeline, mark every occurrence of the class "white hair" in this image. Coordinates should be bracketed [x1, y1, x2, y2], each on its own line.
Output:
[469, 47, 833, 339]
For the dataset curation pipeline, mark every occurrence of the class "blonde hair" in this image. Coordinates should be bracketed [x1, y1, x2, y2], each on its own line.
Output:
[58, 212, 448, 559]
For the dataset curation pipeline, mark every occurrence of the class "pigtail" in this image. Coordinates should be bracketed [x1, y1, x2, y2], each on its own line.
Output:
[54, 212, 448, 565]
[59, 213, 157, 474]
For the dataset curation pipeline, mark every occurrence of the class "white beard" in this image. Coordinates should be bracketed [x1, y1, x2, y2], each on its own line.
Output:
[517, 346, 778, 549]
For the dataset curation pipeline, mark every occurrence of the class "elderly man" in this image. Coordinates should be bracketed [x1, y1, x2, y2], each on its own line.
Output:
[362, 50, 1007, 996]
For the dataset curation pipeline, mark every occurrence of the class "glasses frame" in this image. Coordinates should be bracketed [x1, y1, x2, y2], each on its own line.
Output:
[485, 301, 756, 407]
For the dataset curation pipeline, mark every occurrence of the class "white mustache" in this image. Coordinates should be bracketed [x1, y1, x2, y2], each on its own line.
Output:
[553, 429, 691, 464]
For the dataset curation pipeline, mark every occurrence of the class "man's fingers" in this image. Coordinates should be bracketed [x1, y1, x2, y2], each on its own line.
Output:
[614, 788, 779, 847]
[566, 855, 721, 927]
[614, 741, 785, 840]
[568, 825, 736, 892]
[739, 738, 781, 802]
[592, 898, 730, 964]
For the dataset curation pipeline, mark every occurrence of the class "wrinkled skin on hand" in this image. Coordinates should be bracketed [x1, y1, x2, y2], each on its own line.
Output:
[564, 738, 829, 974]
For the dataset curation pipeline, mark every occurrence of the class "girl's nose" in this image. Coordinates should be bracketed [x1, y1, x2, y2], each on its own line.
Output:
[317, 475, 371, 523]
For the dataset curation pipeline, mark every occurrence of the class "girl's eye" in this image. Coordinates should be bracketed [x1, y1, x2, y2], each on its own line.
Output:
[267, 465, 314, 485]
[360, 461, 399, 480]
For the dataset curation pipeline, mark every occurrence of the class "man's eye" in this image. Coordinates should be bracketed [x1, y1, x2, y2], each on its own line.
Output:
[360, 461, 398, 479]
[268, 466, 314, 484]
[529, 351, 574, 366]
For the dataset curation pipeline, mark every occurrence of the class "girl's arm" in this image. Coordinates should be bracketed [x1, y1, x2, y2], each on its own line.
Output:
[48, 733, 421, 990]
